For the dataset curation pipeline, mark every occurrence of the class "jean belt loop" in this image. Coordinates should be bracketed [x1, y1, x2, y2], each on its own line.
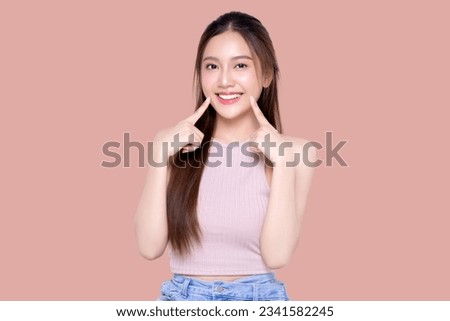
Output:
[180, 277, 191, 298]
[252, 284, 258, 301]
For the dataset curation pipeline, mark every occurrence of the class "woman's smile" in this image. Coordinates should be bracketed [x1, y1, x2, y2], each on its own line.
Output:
[216, 92, 243, 105]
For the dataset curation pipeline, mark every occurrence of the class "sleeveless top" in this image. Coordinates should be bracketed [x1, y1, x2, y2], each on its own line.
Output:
[168, 139, 272, 275]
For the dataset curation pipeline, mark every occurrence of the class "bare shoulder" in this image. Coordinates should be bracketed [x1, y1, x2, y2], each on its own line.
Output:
[282, 135, 318, 167]
[283, 135, 312, 147]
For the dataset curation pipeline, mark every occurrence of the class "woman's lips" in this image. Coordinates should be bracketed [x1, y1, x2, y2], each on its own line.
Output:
[216, 93, 242, 105]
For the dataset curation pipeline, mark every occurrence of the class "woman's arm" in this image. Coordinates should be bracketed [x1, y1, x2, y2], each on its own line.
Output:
[247, 97, 317, 268]
[133, 97, 211, 260]
[260, 137, 317, 269]
[133, 146, 170, 260]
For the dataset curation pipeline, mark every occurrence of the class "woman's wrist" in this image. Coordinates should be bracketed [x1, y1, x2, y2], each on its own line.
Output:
[149, 139, 169, 166]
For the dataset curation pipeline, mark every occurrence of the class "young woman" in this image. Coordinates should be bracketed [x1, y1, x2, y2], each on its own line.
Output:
[134, 11, 316, 301]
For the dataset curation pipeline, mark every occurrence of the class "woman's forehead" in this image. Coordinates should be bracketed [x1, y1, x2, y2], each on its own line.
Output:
[202, 31, 254, 60]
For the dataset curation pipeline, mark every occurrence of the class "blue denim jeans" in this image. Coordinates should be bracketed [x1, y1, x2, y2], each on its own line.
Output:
[158, 273, 289, 301]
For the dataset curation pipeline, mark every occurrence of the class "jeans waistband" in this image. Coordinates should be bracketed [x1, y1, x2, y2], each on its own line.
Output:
[171, 273, 277, 299]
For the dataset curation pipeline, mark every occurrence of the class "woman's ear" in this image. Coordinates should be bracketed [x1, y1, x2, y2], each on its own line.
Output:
[263, 72, 273, 88]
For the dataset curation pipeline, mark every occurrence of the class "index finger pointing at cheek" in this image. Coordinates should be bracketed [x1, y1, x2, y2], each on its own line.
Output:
[250, 96, 269, 126]
[187, 96, 211, 124]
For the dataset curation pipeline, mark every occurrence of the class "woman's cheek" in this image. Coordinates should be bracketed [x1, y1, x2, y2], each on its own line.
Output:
[239, 71, 262, 97]
[201, 74, 215, 97]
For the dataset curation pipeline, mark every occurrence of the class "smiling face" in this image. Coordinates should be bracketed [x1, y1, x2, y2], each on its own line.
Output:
[201, 31, 271, 121]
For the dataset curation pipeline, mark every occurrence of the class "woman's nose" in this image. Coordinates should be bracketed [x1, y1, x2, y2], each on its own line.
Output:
[218, 69, 234, 87]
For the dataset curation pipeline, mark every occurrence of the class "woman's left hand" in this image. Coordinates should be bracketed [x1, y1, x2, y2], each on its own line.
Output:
[248, 96, 292, 165]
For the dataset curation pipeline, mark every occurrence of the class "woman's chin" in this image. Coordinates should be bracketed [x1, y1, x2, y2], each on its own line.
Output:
[213, 108, 243, 121]
[212, 103, 250, 120]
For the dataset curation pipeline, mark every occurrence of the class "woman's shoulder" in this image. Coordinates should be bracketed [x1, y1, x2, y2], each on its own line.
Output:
[281, 135, 318, 167]
[282, 135, 317, 151]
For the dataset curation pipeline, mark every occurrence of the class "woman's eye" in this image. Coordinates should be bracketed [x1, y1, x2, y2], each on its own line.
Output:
[206, 64, 218, 70]
[235, 63, 247, 69]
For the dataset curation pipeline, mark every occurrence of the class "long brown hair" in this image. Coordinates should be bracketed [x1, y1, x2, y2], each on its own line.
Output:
[167, 11, 282, 256]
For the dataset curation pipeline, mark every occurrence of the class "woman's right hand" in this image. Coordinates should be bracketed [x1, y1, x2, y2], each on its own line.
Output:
[152, 97, 211, 163]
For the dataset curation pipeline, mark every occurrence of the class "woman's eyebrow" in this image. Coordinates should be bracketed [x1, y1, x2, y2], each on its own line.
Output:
[202, 55, 253, 62]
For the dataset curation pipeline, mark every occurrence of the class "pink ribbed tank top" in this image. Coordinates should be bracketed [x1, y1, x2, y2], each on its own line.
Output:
[168, 139, 272, 275]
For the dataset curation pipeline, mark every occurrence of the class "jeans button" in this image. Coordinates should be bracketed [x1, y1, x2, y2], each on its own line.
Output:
[216, 286, 224, 293]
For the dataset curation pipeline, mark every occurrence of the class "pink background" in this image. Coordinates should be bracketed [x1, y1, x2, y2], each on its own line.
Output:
[1, 0, 449, 300]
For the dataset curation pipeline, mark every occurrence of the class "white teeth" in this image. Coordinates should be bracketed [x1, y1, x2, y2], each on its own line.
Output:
[218, 94, 241, 100]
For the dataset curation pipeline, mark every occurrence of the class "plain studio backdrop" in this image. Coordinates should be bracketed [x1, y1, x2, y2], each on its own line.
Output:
[0, 0, 449, 300]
